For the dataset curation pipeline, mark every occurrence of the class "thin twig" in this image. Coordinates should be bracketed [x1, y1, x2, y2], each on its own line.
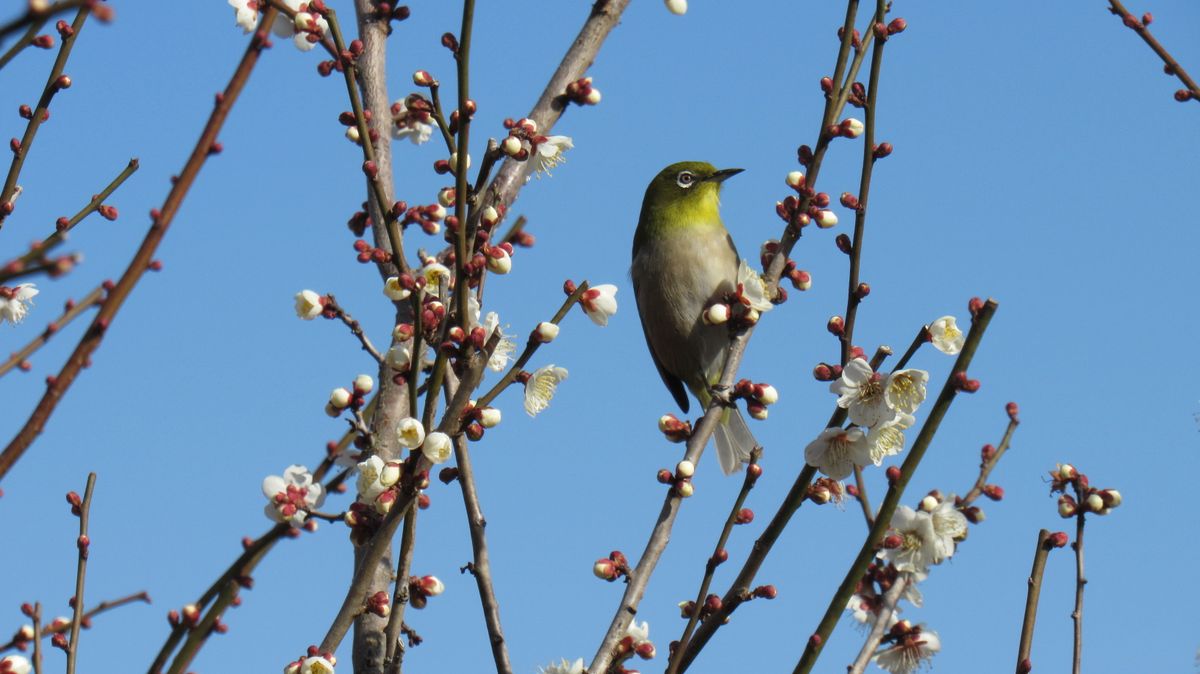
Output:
[0, 1, 88, 47]
[0, 18, 46, 71]
[847, 572, 909, 674]
[665, 449, 762, 674]
[453, 434, 513, 674]
[851, 464, 874, 528]
[1107, 0, 1200, 103]
[382, 502, 417, 673]
[31, 604, 43, 674]
[961, 416, 1018, 507]
[0, 158, 140, 285]
[65, 472, 96, 674]
[0, 286, 103, 378]
[1015, 530, 1053, 674]
[0, 8, 276, 483]
[0, 591, 149, 653]
[1071, 485, 1088, 674]
[0, 6, 90, 229]
[327, 294, 384, 364]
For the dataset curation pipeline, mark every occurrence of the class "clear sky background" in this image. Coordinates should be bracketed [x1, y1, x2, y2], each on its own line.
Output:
[1, 1, 1198, 673]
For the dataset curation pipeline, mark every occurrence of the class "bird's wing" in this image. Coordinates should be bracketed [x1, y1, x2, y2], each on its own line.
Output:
[632, 272, 691, 413]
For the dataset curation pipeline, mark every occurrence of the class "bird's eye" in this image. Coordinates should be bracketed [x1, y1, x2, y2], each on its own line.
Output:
[676, 171, 696, 188]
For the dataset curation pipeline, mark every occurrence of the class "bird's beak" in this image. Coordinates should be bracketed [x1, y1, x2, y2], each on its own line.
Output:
[706, 168, 744, 183]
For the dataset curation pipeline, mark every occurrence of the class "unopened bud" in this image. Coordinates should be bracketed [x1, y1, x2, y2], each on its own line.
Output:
[534, 321, 559, 342]
[594, 558, 619, 581]
[815, 209, 838, 228]
[826, 315, 845, 335]
[675, 480, 694, 498]
[675, 460, 695, 478]
[412, 70, 435, 86]
[785, 171, 806, 189]
[1046, 531, 1069, 548]
[981, 484, 1004, 501]
[703, 303, 730, 325]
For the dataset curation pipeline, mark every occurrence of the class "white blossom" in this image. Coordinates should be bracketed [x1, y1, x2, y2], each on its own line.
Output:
[830, 358, 891, 427]
[736, 260, 774, 313]
[386, 346, 413, 371]
[227, 0, 259, 32]
[580, 284, 618, 326]
[390, 97, 434, 145]
[419, 261, 452, 296]
[524, 365, 569, 417]
[422, 431, 453, 464]
[873, 627, 940, 674]
[803, 427, 869, 480]
[865, 413, 914, 465]
[927, 316, 964, 355]
[396, 417, 426, 449]
[538, 658, 584, 674]
[383, 277, 410, 301]
[0, 655, 32, 674]
[885, 369, 928, 415]
[882, 506, 941, 574]
[271, 0, 327, 51]
[262, 465, 324, 527]
[664, 0, 687, 15]
[0, 284, 38, 325]
[294, 289, 323, 320]
[356, 455, 389, 502]
[531, 136, 573, 177]
[300, 655, 336, 674]
[930, 499, 967, 560]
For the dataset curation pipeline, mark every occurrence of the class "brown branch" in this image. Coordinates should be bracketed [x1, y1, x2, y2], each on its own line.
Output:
[0, 6, 89, 230]
[1071, 485, 1088, 674]
[326, 294, 384, 364]
[0, 157, 140, 285]
[31, 603, 43, 674]
[791, 300, 998, 674]
[0, 286, 103, 378]
[65, 472, 95, 674]
[0, 591, 149, 654]
[1107, 1, 1200, 103]
[851, 464, 874, 528]
[961, 415, 1019, 507]
[453, 434, 513, 674]
[665, 449, 762, 674]
[0, 1, 89, 51]
[1015, 530, 1054, 674]
[382, 502, 418, 673]
[0, 9, 277, 483]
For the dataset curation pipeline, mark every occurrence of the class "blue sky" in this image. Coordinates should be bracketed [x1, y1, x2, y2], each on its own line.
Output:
[1, 1, 1198, 673]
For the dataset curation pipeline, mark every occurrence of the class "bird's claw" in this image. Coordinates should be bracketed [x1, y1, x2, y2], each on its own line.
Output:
[709, 384, 735, 408]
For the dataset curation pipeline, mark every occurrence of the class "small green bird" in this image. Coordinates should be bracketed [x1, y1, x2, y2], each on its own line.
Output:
[631, 161, 757, 475]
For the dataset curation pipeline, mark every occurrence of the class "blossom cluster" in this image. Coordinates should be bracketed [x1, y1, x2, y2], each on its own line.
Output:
[261, 465, 324, 528]
[702, 260, 775, 328]
[283, 646, 336, 674]
[805, 357, 929, 480]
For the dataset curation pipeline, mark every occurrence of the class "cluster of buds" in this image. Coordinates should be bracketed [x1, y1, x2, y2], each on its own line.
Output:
[371, 2, 410, 24]
[284, 646, 337, 674]
[365, 591, 390, 618]
[407, 575, 444, 609]
[811, 361, 844, 382]
[564, 77, 602, 106]
[0, 655, 32, 674]
[346, 467, 428, 544]
[399, 200, 446, 236]
[760, 240, 812, 291]
[1051, 463, 1122, 517]
[825, 117, 864, 139]
[337, 108, 379, 146]
[326, 374, 373, 417]
[500, 117, 542, 161]
[732, 379, 779, 420]
[775, 171, 839, 232]
[593, 550, 632, 582]
[807, 476, 844, 505]
[656, 459, 697, 498]
[872, 17, 908, 42]
[168, 604, 202, 629]
[461, 401, 502, 441]
[614, 623, 655, 664]
[352, 237, 394, 265]
[656, 413, 692, 443]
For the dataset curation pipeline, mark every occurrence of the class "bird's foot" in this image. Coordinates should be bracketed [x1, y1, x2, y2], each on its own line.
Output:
[708, 384, 735, 408]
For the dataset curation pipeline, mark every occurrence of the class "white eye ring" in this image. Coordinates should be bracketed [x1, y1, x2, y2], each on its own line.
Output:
[676, 171, 696, 188]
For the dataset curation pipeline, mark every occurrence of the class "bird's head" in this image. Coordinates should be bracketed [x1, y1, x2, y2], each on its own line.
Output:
[640, 161, 743, 227]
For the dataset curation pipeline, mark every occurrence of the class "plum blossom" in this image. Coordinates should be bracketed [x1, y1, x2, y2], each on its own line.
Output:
[531, 136, 573, 177]
[538, 658, 584, 674]
[929, 499, 967, 559]
[884, 369, 928, 415]
[580, 284, 618, 326]
[831, 358, 891, 427]
[422, 431, 453, 464]
[0, 655, 32, 674]
[927, 316, 964, 355]
[227, 0, 259, 32]
[396, 417, 425, 450]
[271, 0, 328, 52]
[299, 654, 336, 674]
[804, 427, 869, 480]
[262, 465, 324, 527]
[524, 365, 569, 417]
[294, 289, 324, 320]
[390, 96, 434, 145]
[882, 507, 941, 574]
[736, 260, 774, 313]
[865, 413, 914, 465]
[0, 284, 38, 325]
[873, 625, 940, 674]
[665, 0, 688, 15]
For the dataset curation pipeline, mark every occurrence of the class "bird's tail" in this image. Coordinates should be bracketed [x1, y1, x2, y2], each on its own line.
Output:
[714, 406, 757, 475]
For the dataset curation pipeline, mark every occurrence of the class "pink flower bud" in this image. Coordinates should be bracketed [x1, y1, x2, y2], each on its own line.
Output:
[815, 209, 838, 228]
[1046, 531, 1069, 548]
[1058, 494, 1077, 518]
[735, 508, 754, 524]
[885, 466, 901, 485]
[675, 480, 694, 498]
[1006, 401, 1020, 421]
[826, 315, 845, 335]
[594, 558, 619, 581]
[412, 70, 435, 87]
